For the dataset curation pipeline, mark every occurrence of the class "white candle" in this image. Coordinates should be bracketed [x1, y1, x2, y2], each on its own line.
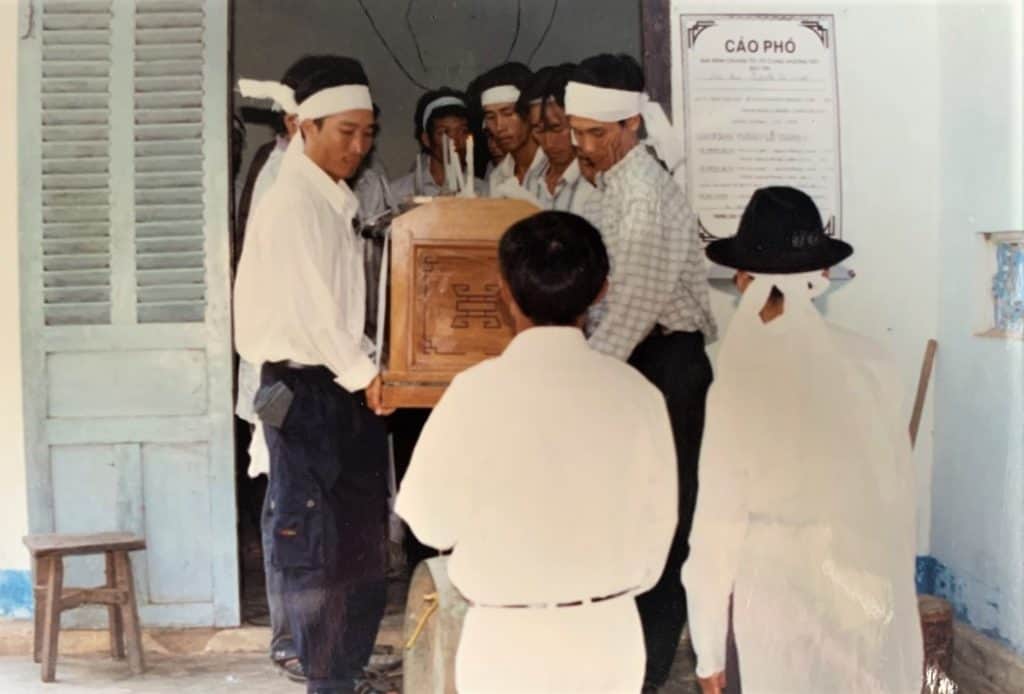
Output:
[441, 134, 453, 192]
[466, 135, 475, 197]
[449, 137, 464, 193]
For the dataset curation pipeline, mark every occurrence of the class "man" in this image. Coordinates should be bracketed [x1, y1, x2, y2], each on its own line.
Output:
[391, 87, 485, 201]
[468, 62, 547, 197]
[564, 52, 717, 691]
[516, 64, 598, 215]
[236, 54, 328, 684]
[683, 187, 924, 694]
[237, 61, 397, 686]
[396, 211, 677, 693]
[234, 55, 395, 694]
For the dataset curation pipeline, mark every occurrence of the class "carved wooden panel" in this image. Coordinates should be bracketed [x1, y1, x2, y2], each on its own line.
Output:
[413, 244, 514, 370]
[383, 198, 539, 408]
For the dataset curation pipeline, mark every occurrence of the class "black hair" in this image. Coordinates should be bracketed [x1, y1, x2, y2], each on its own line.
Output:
[413, 87, 469, 151]
[571, 53, 644, 93]
[514, 63, 574, 119]
[291, 55, 370, 105]
[499, 211, 610, 326]
[468, 61, 534, 110]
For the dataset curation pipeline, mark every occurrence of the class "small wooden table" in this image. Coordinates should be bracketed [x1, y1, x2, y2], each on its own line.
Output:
[23, 532, 147, 682]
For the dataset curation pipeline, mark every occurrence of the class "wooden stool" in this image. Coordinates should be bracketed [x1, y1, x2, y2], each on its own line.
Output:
[23, 532, 147, 682]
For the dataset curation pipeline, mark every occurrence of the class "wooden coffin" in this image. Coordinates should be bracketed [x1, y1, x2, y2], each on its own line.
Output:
[381, 198, 540, 409]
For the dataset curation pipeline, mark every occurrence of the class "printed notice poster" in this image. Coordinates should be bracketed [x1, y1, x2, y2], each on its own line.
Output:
[681, 15, 842, 242]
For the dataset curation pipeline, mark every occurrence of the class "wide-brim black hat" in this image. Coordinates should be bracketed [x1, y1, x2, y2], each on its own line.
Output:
[706, 186, 853, 274]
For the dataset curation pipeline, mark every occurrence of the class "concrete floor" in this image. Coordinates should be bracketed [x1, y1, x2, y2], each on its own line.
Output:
[0, 653, 296, 693]
[0, 634, 699, 693]
[0, 649, 697, 694]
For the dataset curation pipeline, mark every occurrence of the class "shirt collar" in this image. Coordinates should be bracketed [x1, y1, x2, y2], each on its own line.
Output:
[281, 136, 359, 218]
[594, 144, 645, 192]
[542, 158, 582, 186]
[498, 146, 548, 179]
[502, 326, 589, 360]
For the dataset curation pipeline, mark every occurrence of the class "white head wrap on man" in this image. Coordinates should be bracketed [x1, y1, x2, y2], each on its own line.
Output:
[564, 81, 686, 190]
[480, 84, 521, 107]
[239, 78, 372, 122]
[421, 95, 467, 130]
[238, 78, 374, 152]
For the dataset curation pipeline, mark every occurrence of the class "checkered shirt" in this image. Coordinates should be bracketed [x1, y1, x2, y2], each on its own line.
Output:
[583, 145, 717, 360]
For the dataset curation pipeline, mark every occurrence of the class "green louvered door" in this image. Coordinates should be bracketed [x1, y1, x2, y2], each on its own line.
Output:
[18, 0, 238, 627]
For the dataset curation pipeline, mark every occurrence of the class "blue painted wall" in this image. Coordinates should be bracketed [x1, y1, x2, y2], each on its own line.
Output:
[0, 570, 32, 619]
[931, 1, 1024, 656]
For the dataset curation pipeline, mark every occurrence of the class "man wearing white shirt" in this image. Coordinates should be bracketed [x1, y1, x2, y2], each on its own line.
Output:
[390, 87, 486, 201]
[397, 211, 678, 693]
[517, 64, 598, 215]
[234, 55, 394, 694]
[469, 62, 547, 198]
[565, 54, 717, 690]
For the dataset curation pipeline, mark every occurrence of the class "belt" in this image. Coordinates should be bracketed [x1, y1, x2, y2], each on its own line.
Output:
[284, 360, 319, 370]
[470, 586, 637, 610]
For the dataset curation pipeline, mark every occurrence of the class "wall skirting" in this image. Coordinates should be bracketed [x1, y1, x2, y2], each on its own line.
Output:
[917, 555, 1021, 659]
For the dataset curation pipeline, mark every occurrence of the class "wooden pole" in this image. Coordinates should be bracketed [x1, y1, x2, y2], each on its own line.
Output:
[910, 339, 938, 449]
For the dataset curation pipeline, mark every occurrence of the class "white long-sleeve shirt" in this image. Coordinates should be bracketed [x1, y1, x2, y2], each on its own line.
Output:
[583, 145, 717, 360]
[234, 138, 377, 393]
[396, 326, 677, 604]
[396, 326, 678, 692]
[529, 157, 599, 216]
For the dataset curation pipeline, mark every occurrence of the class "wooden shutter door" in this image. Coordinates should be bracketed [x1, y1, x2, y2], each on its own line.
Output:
[18, 0, 238, 627]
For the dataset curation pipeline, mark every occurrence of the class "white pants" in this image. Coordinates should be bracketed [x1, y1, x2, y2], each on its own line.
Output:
[456, 598, 644, 693]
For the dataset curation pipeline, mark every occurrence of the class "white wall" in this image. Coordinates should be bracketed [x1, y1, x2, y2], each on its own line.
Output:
[0, 0, 29, 574]
[232, 0, 641, 180]
[675, 0, 943, 555]
[932, 0, 1023, 653]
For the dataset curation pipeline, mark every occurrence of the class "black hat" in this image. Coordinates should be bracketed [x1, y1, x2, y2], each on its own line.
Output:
[705, 187, 852, 273]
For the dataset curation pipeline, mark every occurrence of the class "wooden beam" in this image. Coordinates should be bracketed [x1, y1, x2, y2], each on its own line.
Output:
[910, 339, 938, 449]
[641, 0, 673, 118]
[59, 587, 127, 611]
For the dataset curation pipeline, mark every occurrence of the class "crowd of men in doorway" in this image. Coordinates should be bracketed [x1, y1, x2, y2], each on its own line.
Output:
[233, 52, 924, 694]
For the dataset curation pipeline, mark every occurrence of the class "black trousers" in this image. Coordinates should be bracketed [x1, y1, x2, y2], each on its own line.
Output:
[261, 362, 389, 694]
[628, 330, 713, 688]
[388, 408, 437, 570]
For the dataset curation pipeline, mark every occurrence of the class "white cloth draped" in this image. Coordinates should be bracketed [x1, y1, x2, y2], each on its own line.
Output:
[682, 272, 924, 693]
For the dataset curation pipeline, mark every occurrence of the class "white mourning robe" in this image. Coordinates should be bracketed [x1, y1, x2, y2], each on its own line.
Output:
[234, 137, 377, 393]
[396, 327, 678, 693]
[682, 273, 924, 694]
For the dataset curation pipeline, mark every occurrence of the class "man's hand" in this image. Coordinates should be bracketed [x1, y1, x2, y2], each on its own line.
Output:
[365, 375, 396, 416]
[697, 671, 726, 694]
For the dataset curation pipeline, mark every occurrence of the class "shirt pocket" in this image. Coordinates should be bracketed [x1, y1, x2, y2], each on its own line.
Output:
[269, 508, 325, 570]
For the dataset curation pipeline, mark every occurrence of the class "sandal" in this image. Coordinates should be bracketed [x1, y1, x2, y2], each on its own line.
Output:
[272, 656, 306, 683]
[354, 677, 399, 694]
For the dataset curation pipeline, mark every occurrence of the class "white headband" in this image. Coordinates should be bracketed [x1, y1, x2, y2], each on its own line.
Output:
[564, 80, 686, 190]
[296, 84, 373, 121]
[422, 95, 467, 130]
[481, 85, 521, 107]
[238, 78, 299, 114]
[238, 79, 373, 121]
[564, 81, 643, 122]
